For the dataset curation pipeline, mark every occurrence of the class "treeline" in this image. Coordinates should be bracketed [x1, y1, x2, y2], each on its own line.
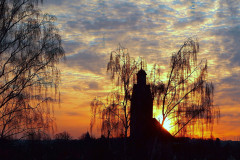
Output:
[0, 137, 239, 160]
[0, 131, 91, 141]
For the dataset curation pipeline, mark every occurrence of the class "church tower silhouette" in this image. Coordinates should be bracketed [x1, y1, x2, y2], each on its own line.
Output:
[130, 69, 173, 140]
[130, 69, 153, 139]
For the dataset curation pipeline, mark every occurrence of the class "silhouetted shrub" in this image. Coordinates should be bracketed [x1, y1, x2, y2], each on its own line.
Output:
[55, 131, 72, 140]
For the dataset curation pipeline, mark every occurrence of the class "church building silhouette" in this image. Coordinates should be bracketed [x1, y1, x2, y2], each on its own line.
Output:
[130, 69, 173, 141]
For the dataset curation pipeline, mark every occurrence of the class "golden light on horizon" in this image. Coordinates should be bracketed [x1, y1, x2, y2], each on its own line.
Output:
[153, 108, 174, 133]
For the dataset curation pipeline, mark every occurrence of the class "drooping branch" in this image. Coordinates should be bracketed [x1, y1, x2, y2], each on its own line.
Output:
[149, 38, 219, 138]
[0, 0, 64, 139]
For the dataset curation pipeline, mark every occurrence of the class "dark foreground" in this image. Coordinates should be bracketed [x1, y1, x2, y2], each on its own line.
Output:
[0, 137, 239, 160]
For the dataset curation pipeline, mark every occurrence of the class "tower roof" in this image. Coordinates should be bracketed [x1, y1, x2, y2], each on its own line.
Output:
[137, 69, 147, 85]
[137, 69, 147, 76]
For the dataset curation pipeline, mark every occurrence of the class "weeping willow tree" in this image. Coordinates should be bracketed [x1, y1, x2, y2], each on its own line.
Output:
[0, 0, 64, 139]
[91, 93, 125, 138]
[150, 38, 220, 137]
[90, 45, 144, 138]
[91, 39, 220, 138]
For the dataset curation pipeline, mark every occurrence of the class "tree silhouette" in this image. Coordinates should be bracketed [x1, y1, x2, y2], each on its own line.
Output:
[55, 131, 72, 140]
[79, 131, 91, 140]
[91, 45, 143, 138]
[150, 38, 220, 137]
[0, 0, 64, 139]
[91, 38, 219, 138]
[91, 93, 127, 138]
[24, 130, 51, 140]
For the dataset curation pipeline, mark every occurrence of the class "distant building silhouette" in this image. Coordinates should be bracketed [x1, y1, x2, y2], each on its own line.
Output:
[130, 69, 173, 141]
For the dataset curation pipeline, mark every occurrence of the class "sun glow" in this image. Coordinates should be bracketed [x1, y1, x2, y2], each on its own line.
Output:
[159, 116, 172, 132]
[154, 109, 174, 133]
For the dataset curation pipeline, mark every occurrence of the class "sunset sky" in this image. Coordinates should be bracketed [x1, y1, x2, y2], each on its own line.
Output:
[41, 0, 240, 140]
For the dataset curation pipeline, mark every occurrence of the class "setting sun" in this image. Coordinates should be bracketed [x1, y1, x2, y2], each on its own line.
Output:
[154, 112, 173, 132]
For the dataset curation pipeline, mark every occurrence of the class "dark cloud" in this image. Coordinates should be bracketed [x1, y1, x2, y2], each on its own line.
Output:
[173, 12, 206, 29]
[145, 4, 174, 18]
[112, 1, 140, 16]
[212, 26, 240, 66]
[72, 85, 81, 91]
[231, 53, 240, 66]
[222, 0, 240, 17]
[65, 111, 84, 117]
[217, 53, 232, 60]
[66, 50, 107, 74]
[220, 73, 240, 86]
[66, 21, 80, 29]
[220, 113, 240, 118]
[72, 82, 101, 91]
[62, 40, 83, 55]
[215, 74, 240, 105]
[88, 82, 100, 90]
[43, 0, 64, 5]
[215, 0, 240, 26]
[69, 1, 143, 31]
[81, 13, 142, 31]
